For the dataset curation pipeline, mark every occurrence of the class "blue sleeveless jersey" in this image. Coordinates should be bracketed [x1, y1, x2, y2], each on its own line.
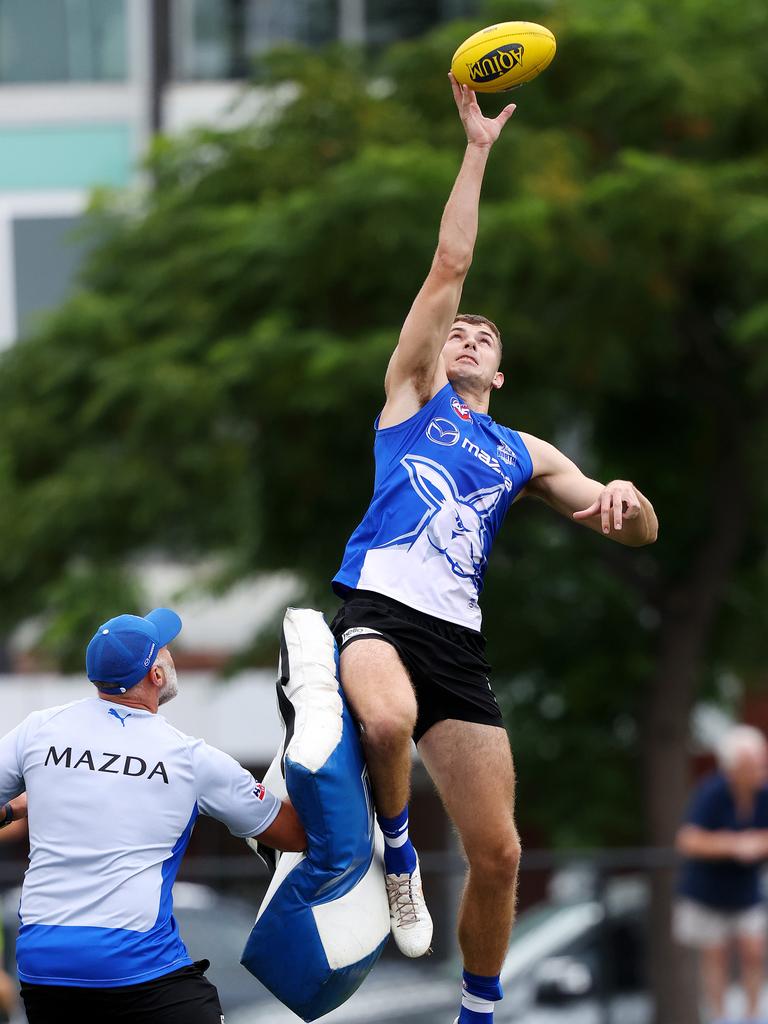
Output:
[333, 383, 533, 630]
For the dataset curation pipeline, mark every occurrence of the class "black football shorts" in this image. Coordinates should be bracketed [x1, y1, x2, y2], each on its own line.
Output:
[21, 961, 224, 1024]
[330, 589, 504, 743]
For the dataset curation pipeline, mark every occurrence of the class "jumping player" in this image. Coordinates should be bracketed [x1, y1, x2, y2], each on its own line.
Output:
[330, 76, 658, 1024]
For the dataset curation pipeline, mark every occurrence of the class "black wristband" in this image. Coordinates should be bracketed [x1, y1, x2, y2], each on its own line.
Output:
[0, 802, 13, 829]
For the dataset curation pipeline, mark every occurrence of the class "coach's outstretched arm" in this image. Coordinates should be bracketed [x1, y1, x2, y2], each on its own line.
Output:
[521, 434, 659, 546]
[381, 76, 515, 426]
[256, 799, 306, 852]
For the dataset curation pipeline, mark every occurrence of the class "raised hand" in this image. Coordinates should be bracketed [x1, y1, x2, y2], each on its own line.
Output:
[449, 72, 516, 148]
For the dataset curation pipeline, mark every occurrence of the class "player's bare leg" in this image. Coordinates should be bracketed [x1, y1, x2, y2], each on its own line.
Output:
[418, 720, 520, 1020]
[340, 639, 433, 956]
[340, 640, 415, 815]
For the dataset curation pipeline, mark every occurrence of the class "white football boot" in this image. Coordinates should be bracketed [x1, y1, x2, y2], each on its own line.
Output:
[385, 856, 433, 957]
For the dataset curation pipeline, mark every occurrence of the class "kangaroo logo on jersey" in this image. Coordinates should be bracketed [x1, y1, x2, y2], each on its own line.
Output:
[426, 418, 460, 446]
[451, 396, 472, 422]
[375, 455, 504, 592]
[108, 708, 132, 727]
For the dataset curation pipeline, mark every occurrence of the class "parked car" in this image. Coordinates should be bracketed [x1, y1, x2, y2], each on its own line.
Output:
[496, 877, 650, 1023]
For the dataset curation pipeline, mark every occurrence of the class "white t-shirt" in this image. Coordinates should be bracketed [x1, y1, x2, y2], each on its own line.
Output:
[0, 697, 281, 987]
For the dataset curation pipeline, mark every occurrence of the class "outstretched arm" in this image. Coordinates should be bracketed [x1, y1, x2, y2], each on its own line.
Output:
[381, 76, 516, 427]
[521, 434, 658, 547]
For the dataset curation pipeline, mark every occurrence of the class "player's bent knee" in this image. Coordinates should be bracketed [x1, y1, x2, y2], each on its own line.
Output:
[468, 832, 521, 884]
[362, 709, 416, 754]
[492, 836, 522, 882]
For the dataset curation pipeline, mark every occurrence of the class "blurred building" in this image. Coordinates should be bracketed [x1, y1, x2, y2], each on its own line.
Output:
[0, 0, 475, 349]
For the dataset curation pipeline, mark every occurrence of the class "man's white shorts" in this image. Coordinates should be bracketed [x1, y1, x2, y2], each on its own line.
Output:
[673, 898, 768, 948]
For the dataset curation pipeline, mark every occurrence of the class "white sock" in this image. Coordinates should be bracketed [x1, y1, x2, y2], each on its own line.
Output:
[461, 990, 494, 1014]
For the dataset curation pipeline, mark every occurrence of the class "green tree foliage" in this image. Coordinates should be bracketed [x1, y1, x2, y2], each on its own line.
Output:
[1, 0, 767, 863]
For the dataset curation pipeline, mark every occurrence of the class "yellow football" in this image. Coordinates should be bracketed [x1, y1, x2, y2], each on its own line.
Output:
[451, 21, 556, 93]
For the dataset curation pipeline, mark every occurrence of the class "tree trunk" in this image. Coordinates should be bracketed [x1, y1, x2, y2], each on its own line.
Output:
[643, 459, 747, 1024]
[644, 613, 706, 1024]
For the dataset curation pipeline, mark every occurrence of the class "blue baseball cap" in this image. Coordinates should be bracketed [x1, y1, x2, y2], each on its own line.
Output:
[86, 608, 182, 695]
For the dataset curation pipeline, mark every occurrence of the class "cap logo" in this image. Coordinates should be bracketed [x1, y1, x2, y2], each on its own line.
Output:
[102, 629, 109, 635]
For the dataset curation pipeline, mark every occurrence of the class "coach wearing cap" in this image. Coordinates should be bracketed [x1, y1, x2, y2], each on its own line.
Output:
[0, 608, 305, 1024]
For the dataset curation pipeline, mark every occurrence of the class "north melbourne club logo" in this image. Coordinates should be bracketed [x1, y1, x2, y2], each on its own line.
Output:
[496, 442, 516, 465]
[426, 418, 460, 446]
[451, 397, 472, 422]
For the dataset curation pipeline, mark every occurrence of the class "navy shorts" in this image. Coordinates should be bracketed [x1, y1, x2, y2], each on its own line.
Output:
[20, 961, 223, 1024]
[330, 590, 504, 743]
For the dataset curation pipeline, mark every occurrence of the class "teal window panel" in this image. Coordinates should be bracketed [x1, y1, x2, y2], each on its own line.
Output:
[14, 215, 91, 336]
[0, 123, 132, 189]
[0, 0, 127, 83]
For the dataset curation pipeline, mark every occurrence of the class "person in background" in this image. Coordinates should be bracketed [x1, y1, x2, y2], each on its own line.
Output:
[675, 724, 768, 1024]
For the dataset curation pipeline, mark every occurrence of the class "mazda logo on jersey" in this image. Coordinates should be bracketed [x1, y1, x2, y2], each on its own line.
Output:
[426, 418, 460, 446]
[45, 745, 169, 783]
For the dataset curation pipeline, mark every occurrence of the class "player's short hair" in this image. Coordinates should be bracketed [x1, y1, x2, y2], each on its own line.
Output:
[453, 313, 503, 353]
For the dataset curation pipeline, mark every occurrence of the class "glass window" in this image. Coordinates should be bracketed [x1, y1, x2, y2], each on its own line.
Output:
[171, 0, 236, 80]
[366, 0, 443, 47]
[0, 0, 127, 83]
[13, 216, 91, 338]
[244, 0, 337, 53]
[172, 0, 337, 80]
[343, 0, 478, 48]
[170, 0, 476, 81]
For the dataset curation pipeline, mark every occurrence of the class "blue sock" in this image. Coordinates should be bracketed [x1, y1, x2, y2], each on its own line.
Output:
[458, 970, 503, 1024]
[378, 806, 417, 875]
